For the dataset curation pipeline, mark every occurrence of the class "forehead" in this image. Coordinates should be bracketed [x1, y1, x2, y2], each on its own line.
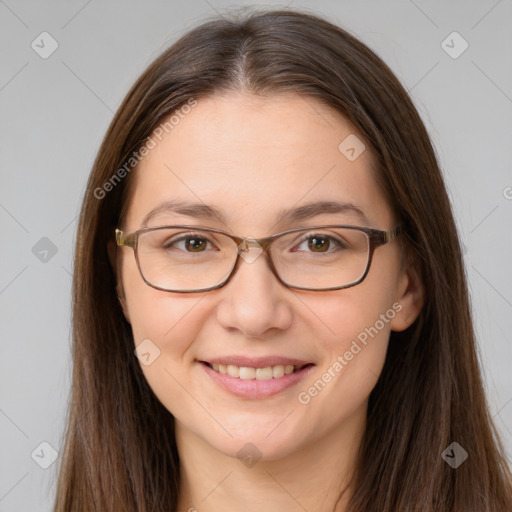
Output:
[124, 92, 392, 233]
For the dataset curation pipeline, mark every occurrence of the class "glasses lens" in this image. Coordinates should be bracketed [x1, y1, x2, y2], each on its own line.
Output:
[136, 228, 237, 291]
[135, 226, 370, 291]
[271, 227, 370, 289]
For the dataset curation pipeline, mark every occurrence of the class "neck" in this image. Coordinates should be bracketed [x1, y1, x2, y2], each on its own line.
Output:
[175, 405, 366, 512]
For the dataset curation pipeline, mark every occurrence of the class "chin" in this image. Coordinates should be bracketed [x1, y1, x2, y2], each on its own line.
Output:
[197, 417, 307, 463]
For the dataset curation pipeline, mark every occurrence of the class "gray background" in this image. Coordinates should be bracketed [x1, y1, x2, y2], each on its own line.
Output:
[0, 1, 511, 510]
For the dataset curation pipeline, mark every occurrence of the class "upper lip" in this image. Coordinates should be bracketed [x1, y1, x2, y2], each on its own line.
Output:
[198, 356, 313, 368]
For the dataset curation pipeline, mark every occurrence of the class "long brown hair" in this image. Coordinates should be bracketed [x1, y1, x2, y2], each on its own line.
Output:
[53, 8, 512, 511]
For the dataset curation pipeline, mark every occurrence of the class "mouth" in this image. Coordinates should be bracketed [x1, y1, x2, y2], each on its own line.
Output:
[198, 358, 316, 399]
[199, 361, 314, 380]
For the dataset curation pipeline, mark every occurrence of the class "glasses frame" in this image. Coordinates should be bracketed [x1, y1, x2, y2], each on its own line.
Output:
[115, 224, 402, 293]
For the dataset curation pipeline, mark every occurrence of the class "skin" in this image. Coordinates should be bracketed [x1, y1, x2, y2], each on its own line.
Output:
[112, 91, 424, 511]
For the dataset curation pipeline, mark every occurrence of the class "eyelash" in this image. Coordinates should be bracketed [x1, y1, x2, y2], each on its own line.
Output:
[162, 233, 216, 250]
[292, 232, 345, 253]
[162, 231, 346, 253]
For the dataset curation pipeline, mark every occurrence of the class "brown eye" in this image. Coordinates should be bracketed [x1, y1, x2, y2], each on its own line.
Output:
[291, 233, 344, 254]
[307, 236, 330, 252]
[163, 234, 212, 252]
[184, 237, 207, 252]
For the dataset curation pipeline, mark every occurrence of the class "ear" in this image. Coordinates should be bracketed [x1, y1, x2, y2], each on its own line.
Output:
[390, 261, 424, 332]
[107, 239, 131, 324]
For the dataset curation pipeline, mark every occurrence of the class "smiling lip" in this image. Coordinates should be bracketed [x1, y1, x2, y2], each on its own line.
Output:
[199, 356, 311, 368]
[197, 356, 315, 399]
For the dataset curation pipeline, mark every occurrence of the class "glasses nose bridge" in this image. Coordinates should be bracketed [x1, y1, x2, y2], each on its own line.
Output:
[233, 234, 277, 270]
[236, 235, 273, 253]
[226, 234, 282, 290]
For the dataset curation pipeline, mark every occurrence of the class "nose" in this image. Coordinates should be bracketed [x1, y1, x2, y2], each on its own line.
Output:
[215, 247, 294, 338]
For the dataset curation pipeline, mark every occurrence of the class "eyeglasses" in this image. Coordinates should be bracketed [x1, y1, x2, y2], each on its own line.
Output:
[115, 224, 402, 293]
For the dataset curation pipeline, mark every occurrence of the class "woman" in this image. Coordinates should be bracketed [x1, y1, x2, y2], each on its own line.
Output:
[53, 8, 512, 512]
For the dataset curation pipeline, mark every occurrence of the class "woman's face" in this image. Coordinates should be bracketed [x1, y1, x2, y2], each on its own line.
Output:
[116, 92, 420, 461]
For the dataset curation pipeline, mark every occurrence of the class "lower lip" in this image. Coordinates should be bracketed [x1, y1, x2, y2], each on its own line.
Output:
[199, 362, 315, 399]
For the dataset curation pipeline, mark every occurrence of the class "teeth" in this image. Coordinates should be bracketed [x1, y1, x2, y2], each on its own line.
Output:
[273, 365, 284, 378]
[256, 367, 273, 380]
[209, 363, 303, 380]
[240, 367, 256, 379]
[227, 364, 240, 378]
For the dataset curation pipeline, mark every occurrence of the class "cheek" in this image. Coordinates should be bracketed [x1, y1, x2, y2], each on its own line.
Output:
[121, 251, 174, 329]
[294, 284, 397, 416]
[121, 255, 210, 363]
[297, 278, 397, 352]
[123, 281, 213, 419]
[127, 289, 208, 356]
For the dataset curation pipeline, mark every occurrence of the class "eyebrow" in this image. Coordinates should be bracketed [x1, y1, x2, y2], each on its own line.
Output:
[140, 199, 370, 228]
